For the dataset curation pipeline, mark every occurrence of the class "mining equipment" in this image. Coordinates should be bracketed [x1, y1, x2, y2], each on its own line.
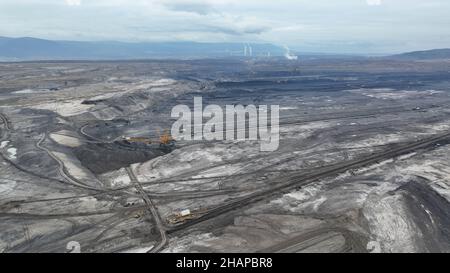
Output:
[132, 209, 146, 219]
[158, 129, 175, 148]
[167, 208, 207, 225]
[121, 129, 175, 149]
[122, 136, 153, 145]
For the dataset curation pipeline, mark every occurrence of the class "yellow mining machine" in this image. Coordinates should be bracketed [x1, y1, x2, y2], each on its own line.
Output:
[158, 129, 175, 148]
[121, 128, 175, 148]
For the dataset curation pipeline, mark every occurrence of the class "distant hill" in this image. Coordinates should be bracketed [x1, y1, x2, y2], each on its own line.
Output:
[390, 48, 450, 60]
[0, 37, 284, 61]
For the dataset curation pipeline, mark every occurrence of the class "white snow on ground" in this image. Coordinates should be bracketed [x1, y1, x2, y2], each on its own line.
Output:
[13, 88, 56, 94]
[44, 66, 69, 70]
[52, 151, 100, 186]
[162, 214, 326, 252]
[282, 184, 322, 203]
[53, 152, 90, 179]
[99, 168, 132, 188]
[133, 143, 260, 181]
[183, 149, 223, 162]
[284, 121, 331, 132]
[130, 78, 176, 90]
[78, 197, 97, 204]
[88, 78, 176, 101]
[354, 159, 394, 175]
[163, 233, 215, 253]
[0, 141, 9, 149]
[347, 88, 443, 100]
[397, 159, 450, 201]
[281, 121, 333, 139]
[310, 196, 328, 211]
[0, 179, 16, 196]
[31, 99, 94, 117]
[270, 183, 326, 212]
[192, 164, 242, 179]
[7, 147, 17, 159]
[86, 91, 128, 101]
[270, 160, 420, 253]
[110, 174, 131, 188]
[397, 152, 417, 161]
[428, 90, 444, 95]
[363, 194, 420, 253]
[50, 131, 83, 148]
[13, 89, 39, 94]
[419, 123, 450, 133]
[25, 78, 177, 117]
[63, 68, 89, 73]
[341, 134, 404, 149]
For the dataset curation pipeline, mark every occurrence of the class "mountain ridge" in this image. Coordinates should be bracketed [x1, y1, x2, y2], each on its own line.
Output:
[0, 37, 284, 61]
[390, 48, 450, 60]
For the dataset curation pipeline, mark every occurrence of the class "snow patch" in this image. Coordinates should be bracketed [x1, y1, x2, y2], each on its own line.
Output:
[13, 89, 35, 94]
[363, 194, 420, 253]
[31, 99, 94, 117]
[7, 147, 17, 159]
[0, 179, 16, 196]
[163, 233, 214, 253]
[50, 131, 82, 147]
[341, 134, 404, 149]
[192, 164, 241, 179]
[348, 88, 443, 100]
[0, 141, 9, 149]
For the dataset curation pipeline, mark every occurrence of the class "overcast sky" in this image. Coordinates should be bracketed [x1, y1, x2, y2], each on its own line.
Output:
[0, 0, 449, 54]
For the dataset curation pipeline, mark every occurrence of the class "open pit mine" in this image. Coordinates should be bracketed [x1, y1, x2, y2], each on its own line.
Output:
[1, 58, 449, 253]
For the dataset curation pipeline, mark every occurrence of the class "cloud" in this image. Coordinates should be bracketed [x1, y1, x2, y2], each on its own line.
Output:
[160, 0, 215, 15]
[65, 0, 81, 6]
[1, 0, 449, 54]
[207, 14, 272, 35]
[366, 0, 382, 6]
[131, 12, 272, 38]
